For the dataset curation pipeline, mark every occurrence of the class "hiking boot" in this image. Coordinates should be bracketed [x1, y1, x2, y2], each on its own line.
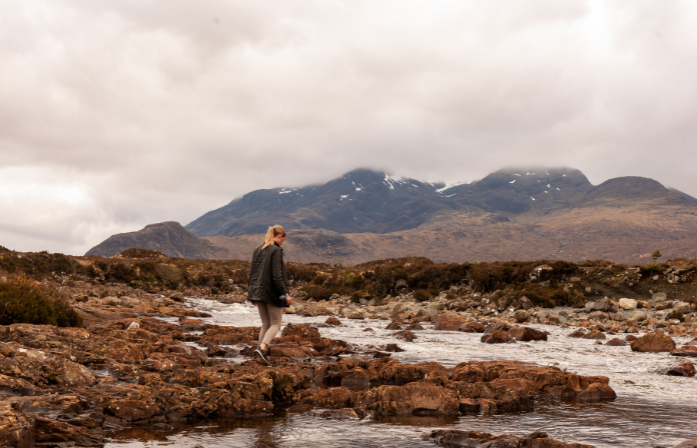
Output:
[255, 346, 271, 366]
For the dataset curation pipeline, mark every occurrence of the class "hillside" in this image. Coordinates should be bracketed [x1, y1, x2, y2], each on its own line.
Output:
[85, 222, 229, 259]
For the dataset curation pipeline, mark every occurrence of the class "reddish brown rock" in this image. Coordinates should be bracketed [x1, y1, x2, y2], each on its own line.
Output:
[577, 383, 617, 402]
[481, 330, 515, 344]
[484, 321, 512, 334]
[625, 334, 638, 342]
[281, 324, 321, 339]
[358, 381, 459, 417]
[606, 338, 628, 347]
[394, 330, 417, 342]
[431, 312, 466, 331]
[325, 317, 341, 326]
[671, 345, 697, 357]
[582, 330, 606, 340]
[509, 327, 549, 342]
[406, 322, 425, 331]
[630, 334, 676, 353]
[568, 329, 586, 338]
[459, 322, 486, 333]
[663, 360, 696, 377]
[426, 429, 595, 448]
[385, 321, 403, 330]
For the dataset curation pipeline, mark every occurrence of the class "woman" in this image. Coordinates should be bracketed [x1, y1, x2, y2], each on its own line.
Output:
[247, 225, 292, 365]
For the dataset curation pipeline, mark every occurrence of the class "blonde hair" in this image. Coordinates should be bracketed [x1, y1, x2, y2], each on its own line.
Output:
[262, 225, 286, 249]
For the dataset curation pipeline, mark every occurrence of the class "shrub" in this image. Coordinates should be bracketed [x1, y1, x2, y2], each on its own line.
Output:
[413, 290, 432, 302]
[641, 264, 666, 273]
[0, 274, 83, 327]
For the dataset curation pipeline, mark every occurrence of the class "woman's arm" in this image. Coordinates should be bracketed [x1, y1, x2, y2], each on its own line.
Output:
[271, 248, 289, 296]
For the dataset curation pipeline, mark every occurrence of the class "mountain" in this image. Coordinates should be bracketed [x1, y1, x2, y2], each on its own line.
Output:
[86, 167, 697, 265]
[185, 167, 593, 237]
[85, 222, 229, 259]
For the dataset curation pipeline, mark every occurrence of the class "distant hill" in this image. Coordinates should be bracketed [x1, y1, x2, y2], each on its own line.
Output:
[86, 222, 229, 259]
[86, 167, 697, 264]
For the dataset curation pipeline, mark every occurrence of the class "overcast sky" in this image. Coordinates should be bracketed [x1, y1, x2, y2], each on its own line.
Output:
[1, 1, 696, 255]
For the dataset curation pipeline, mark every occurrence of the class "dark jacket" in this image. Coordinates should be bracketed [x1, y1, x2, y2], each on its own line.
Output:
[247, 242, 290, 307]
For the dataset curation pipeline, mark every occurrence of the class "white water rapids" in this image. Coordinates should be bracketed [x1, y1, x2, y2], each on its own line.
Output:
[105, 297, 697, 448]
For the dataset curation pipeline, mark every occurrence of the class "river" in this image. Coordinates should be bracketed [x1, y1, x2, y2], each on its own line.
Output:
[105, 297, 697, 447]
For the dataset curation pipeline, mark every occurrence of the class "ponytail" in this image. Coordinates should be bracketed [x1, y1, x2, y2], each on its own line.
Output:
[262, 225, 286, 249]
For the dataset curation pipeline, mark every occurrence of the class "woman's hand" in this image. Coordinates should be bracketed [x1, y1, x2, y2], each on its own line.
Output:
[250, 301, 257, 306]
[286, 296, 293, 305]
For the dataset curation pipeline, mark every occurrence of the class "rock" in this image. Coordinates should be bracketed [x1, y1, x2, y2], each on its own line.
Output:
[625, 335, 638, 342]
[663, 360, 696, 377]
[673, 441, 697, 448]
[325, 317, 341, 326]
[676, 302, 692, 314]
[508, 327, 549, 342]
[515, 297, 533, 310]
[582, 330, 606, 340]
[606, 338, 627, 347]
[340, 368, 371, 391]
[385, 321, 403, 330]
[530, 265, 554, 282]
[671, 345, 697, 357]
[169, 292, 184, 302]
[347, 312, 365, 320]
[513, 310, 530, 323]
[618, 298, 637, 310]
[281, 324, 321, 339]
[588, 311, 608, 321]
[568, 329, 586, 338]
[652, 292, 668, 302]
[393, 330, 417, 342]
[458, 322, 485, 333]
[629, 310, 647, 321]
[630, 334, 676, 353]
[592, 298, 613, 312]
[311, 408, 359, 419]
[357, 381, 459, 417]
[432, 312, 466, 331]
[481, 330, 515, 344]
[126, 321, 140, 330]
[406, 322, 425, 331]
[425, 429, 596, 448]
[577, 382, 617, 402]
[0, 402, 35, 448]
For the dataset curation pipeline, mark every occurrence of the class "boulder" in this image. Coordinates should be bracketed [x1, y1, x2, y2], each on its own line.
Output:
[357, 381, 459, 417]
[393, 330, 416, 342]
[508, 327, 549, 342]
[325, 317, 341, 326]
[406, 323, 425, 331]
[671, 345, 697, 358]
[629, 310, 647, 321]
[513, 310, 530, 323]
[514, 297, 533, 310]
[458, 322, 485, 333]
[592, 298, 614, 312]
[425, 429, 596, 448]
[577, 383, 617, 402]
[432, 312, 466, 331]
[0, 402, 35, 448]
[606, 338, 627, 347]
[529, 265, 554, 282]
[582, 330, 606, 340]
[481, 330, 515, 344]
[663, 360, 696, 377]
[652, 292, 668, 302]
[630, 334, 676, 353]
[673, 441, 697, 448]
[385, 321, 403, 330]
[281, 324, 321, 339]
[618, 298, 637, 310]
[568, 329, 586, 338]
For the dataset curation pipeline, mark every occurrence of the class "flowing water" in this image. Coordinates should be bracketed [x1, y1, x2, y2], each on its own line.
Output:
[105, 298, 697, 448]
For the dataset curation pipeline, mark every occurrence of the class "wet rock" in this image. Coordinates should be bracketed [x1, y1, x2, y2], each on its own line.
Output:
[363, 327, 374, 332]
[568, 329, 586, 338]
[325, 317, 341, 326]
[310, 408, 359, 419]
[606, 338, 627, 347]
[385, 321, 403, 330]
[382, 344, 404, 352]
[513, 310, 530, 323]
[281, 324, 321, 339]
[358, 381, 459, 417]
[630, 334, 676, 353]
[577, 382, 617, 403]
[393, 330, 417, 342]
[347, 312, 365, 320]
[592, 298, 613, 312]
[425, 429, 596, 448]
[459, 322, 485, 333]
[481, 330, 515, 344]
[340, 368, 371, 391]
[663, 360, 696, 377]
[514, 296, 533, 310]
[406, 322, 425, 331]
[582, 330, 606, 340]
[483, 321, 512, 334]
[432, 312, 466, 331]
[508, 327, 549, 342]
[618, 298, 637, 310]
[0, 402, 35, 448]
[673, 440, 697, 448]
[625, 335, 638, 342]
[671, 345, 697, 358]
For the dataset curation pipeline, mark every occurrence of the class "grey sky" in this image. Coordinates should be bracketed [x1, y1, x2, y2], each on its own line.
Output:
[1, 1, 696, 255]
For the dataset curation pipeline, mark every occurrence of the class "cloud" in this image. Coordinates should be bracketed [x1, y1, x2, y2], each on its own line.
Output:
[1, 1, 697, 254]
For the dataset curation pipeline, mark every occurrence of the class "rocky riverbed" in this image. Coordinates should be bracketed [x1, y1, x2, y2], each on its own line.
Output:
[3, 259, 697, 447]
